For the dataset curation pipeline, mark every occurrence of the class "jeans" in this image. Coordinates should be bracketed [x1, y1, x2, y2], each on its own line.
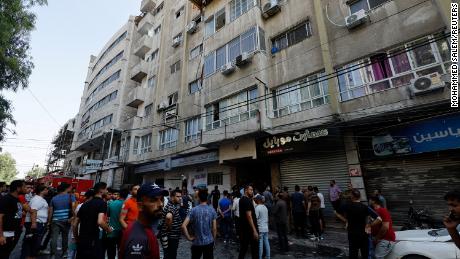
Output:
[238, 230, 259, 259]
[50, 220, 70, 256]
[220, 217, 232, 241]
[21, 222, 46, 258]
[348, 233, 369, 259]
[258, 232, 270, 259]
[275, 222, 288, 252]
[191, 242, 214, 259]
[374, 240, 395, 259]
[164, 238, 180, 259]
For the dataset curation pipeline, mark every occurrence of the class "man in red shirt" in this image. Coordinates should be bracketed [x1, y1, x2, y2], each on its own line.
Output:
[120, 183, 168, 259]
[370, 196, 396, 259]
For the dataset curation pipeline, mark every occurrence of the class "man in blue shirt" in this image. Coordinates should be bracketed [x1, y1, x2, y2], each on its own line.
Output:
[291, 185, 306, 238]
[48, 182, 76, 257]
[218, 190, 232, 243]
[182, 189, 217, 259]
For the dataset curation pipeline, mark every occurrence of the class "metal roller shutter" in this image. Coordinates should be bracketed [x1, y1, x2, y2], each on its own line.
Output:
[280, 148, 349, 217]
[362, 150, 460, 225]
[113, 168, 124, 189]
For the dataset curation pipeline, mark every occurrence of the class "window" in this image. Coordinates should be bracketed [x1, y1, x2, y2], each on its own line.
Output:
[205, 8, 226, 37]
[190, 44, 203, 60]
[144, 103, 153, 117]
[159, 128, 178, 150]
[89, 51, 124, 88]
[92, 32, 127, 70]
[273, 71, 329, 117]
[203, 27, 263, 78]
[272, 21, 312, 51]
[86, 70, 121, 104]
[175, 6, 184, 18]
[82, 90, 117, 121]
[193, 14, 202, 24]
[154, 25, 161, 35]
[337, 33, 450, 101]
[230, 0, 256, 22]
[185, 117, 201, 142]
[207, 172, 223, 185]
[168, 92, 178, 106]
[154, 2, 164, 15]
[141, 134, 152, 154]
[171, 60, 181, 74]
[349, 0, 391, 14]
[149, 49, 159, 62]
[189, 79, 201, 94]
[133, 136, 140, 154]
[206, 88, 258, 130]
[173, 33, 183, 44]
[148, 76, 156, 88]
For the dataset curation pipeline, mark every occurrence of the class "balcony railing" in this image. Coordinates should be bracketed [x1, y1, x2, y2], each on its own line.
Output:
[130, 60, 148, 83]
[137, 13, 154, 35]
[126, 87, 146, 108]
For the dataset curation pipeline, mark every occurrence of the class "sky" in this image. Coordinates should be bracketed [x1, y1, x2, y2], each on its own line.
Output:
[1, 0, 140, 178]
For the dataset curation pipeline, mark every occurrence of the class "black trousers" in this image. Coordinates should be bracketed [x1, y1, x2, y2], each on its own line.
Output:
[76, 238, 104, 259]
[238, 231, 259, 259]
[164, 238, 180, 259]
[191, 242, 214, 259]
[0, 234, 20, 259]
[103, 235, 121, 259]
[275, 222, 289, 252]
[293, 212, 306, 236]
[348, 233, 369, 259]
[309, 211, 321, 237]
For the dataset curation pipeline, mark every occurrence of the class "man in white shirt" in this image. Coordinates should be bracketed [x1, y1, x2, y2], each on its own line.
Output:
[232, 192, 241, 236]
[255, 194, 270, 259]
[21, 184, 49, 259]
[314, 186, 326, 233]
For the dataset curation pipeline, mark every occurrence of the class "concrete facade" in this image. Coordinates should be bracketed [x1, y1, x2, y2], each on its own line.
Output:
[67, 0, 452, 195]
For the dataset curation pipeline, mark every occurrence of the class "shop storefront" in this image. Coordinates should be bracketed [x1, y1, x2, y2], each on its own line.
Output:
[258, 128, 350, 218]
[358, 113, 460, 224]
[135, 151, 233, 193]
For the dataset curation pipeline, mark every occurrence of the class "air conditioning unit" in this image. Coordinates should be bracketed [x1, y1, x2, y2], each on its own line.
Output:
[157, 100, 169, 111]
[262, 0, 281, 19]
[172, 37, 181, 47]
[221, 62, 236, 75]
[186, 21, 197, 34]
[409, 72, 445, 95]
[165, 109, 177, 119]
[345, 9, 368, 30]
[235, 52, 253, 67]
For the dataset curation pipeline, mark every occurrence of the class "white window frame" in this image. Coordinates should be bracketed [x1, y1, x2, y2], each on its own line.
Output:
[230, 0, 256, 22]
[185, 117, 201, 142]
[140, 134, 152, 154]
[133, 136, 140, 155]
[348, 0, 391, 14]
[190, 44, 203, 60]
[338, 33, 450, 102]
[204, 8, 226, 38]
[159, 128, 178, 150]
[171, 60, 181, 74]
[203, 27, 263, 78]
[205, 88, 258, 131]
[273, 71, 329, 118]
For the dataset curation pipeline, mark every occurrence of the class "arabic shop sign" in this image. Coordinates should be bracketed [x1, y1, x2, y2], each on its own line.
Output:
[259, 128, 329, 156]
[85, 159, 102, 172]
[372, 113, 460, 156]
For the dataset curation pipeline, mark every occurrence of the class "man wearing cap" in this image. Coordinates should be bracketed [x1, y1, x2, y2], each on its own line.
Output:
[120, 183, 168, 259]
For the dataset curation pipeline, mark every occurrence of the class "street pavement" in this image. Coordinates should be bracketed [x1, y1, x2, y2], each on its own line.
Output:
[9, 227, 349, 259]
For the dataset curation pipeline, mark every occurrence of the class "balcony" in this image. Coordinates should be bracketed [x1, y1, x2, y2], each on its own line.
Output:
[188, 0, 213, 9]
[137, 13, 154, 35]
[134, 35, 152, 58]
[140, 0, 156, 13]
[126, 87, 146, 108]
[130, 60, 148, 83]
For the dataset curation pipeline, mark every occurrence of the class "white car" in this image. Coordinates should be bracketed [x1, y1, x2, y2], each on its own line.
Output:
[387, 225, 460, 259]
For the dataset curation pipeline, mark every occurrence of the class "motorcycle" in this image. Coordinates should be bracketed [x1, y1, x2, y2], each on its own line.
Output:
[401, 201, 444, 230]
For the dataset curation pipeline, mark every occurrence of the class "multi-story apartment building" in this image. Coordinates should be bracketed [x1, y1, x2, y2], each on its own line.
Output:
[67, 0, 457, 223]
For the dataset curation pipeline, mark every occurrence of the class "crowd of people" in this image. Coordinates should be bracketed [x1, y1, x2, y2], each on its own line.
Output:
[0, 179, 458, 259]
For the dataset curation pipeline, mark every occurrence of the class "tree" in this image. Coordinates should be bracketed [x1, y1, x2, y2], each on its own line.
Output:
[0, 0, 47, 141]
[26, 165, 46, 179]
[47, 121, 74, 171]
[0, 153, 18, 184]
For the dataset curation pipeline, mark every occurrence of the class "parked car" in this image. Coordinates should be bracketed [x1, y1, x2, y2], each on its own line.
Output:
[387, 225, 460, 259]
